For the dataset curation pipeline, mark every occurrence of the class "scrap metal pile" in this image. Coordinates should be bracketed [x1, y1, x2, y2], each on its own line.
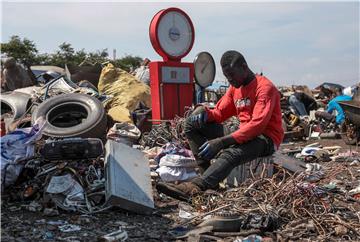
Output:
[1, 61, 154, 217]
[2, 58, 360, 241]
[1, 60, 157, 241]
[280, 83, 360, 145]
[4, 140, 109, 215]
[178, 163, 360, 241]
[2, 101, 111, 217]
[139, 114, 190, 148]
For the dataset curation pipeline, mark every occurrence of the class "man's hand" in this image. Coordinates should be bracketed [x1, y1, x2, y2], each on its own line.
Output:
[190, 110, 208, 129]
[198, 136, 237, 161]
[198, 138, 224, 160]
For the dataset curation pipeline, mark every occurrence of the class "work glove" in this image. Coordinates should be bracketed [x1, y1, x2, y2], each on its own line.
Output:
[198, 136, 237, 161]
[190, 108, 208, 129]
[198, 138, 223, 161]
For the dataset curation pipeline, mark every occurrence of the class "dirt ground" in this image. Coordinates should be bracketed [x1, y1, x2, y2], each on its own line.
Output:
[1, 137, 359, 242]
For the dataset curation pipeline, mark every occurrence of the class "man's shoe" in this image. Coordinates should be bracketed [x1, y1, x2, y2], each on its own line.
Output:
[156, 181, 202, 202]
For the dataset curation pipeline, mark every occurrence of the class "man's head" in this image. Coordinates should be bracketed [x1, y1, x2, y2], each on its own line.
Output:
[220, 51, 250, 88]
[333, 87, 343, 97]
[142, 58, 150, 66]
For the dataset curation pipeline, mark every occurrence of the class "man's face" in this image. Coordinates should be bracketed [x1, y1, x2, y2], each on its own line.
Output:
[222, 64, 247, 88]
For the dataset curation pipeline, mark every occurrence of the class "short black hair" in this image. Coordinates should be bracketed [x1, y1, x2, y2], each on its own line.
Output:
[220, 50, 247, 69]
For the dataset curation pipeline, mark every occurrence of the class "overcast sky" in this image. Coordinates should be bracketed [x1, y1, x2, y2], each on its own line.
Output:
[1, 1, 359, 88]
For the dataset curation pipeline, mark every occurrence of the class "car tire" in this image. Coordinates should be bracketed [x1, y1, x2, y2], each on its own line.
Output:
[32, 93, 107, 138]
[0, 92, 32, 120]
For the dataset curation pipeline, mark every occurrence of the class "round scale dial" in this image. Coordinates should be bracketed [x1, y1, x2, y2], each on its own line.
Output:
[194, 52, 216, 88]
[150, 8, 195, 61]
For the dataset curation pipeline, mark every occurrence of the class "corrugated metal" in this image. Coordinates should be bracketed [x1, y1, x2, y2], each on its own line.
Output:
[225, 156, 274, 187]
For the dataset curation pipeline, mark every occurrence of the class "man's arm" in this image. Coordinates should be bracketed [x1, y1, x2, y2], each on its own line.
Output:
[205, 87, 236, 123]
[327, 100, 336, 113]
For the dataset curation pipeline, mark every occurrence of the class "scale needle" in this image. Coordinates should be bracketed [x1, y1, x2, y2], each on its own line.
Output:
[201, 60, 210, 73]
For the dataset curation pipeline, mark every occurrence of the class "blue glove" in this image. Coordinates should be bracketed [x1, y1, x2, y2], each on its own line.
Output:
[190, 111, 208, 129]
[198, 138, 224, 161]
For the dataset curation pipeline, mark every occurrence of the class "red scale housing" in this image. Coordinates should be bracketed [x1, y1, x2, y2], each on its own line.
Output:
[149, 8, 195, 122]
[150, 61, 194, 121]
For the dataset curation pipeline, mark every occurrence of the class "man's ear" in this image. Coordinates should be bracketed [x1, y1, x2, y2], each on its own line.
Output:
[242, 63, 248, 70]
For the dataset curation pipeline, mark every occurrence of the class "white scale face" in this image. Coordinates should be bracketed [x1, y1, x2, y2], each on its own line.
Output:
[157, 11, 193, 58]
[194, 52, 216, 88]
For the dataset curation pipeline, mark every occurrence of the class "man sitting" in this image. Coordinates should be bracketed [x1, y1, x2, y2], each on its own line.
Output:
[156, 50, 284, 201]
[315, 88, 352, 125]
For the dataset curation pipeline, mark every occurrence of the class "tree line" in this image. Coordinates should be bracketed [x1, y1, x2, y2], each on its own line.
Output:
[1, 35, 143, 72]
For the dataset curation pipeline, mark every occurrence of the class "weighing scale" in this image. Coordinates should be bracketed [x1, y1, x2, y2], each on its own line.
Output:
[193, 52, 216, 103]
[193, 52, 216, 89]
[149, 7, 195, 121]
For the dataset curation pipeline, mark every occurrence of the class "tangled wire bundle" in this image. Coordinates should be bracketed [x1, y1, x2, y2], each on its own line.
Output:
[190, 165, 360, 240]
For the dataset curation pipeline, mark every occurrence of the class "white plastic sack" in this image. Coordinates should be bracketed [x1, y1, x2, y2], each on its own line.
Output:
[156, 154, 198, 182]
[159, 154, 197, 168]
[107, 122, 141, 146]
[156, 166, 198, 182]
[1, 118, 46, 191]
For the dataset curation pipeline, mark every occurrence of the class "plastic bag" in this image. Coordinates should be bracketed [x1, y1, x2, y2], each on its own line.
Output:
[0, 118, 46, 191]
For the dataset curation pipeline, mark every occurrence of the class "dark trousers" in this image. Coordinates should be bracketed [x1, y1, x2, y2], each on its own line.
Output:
[315, 111, 335, 122]
[184, 118, 275, 189]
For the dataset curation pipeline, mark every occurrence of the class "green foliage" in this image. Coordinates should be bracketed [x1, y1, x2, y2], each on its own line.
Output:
[73, 49, 87, 65]
[1, 35, 38, 66]
[34, 53, 52, 65]
[1, 35, 143, 72]
[112, 55, 142, 72]
[47, 42, 75, 67]
[86, 49, 109, 64]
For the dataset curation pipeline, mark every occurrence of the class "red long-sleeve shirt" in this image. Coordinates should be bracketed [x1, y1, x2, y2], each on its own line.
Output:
[206, 75, 284, 148]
